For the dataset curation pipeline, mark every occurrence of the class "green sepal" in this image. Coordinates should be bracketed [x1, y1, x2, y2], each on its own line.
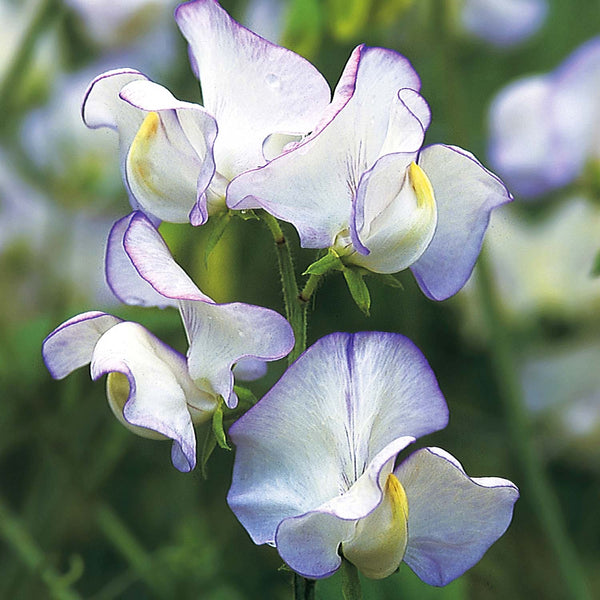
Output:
[204, 211, 232, 266]
[277, 563, 294, 573]
[199, 424, 218, 479]
[233, 385, 258, 410]
[591, 249, 600, 277]
[212, 398, 231, 451]
[342, 267, 371, 316]
[368, 272, 404, 289]
[304, 249, 344, 276]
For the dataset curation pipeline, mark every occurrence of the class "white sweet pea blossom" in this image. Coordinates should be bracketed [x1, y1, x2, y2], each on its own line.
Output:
[42, 311, 217, 472]
[228, 45, 512, 301]
[461, 0, 547, 48]
[82, 0, 330, 225]
[489, 36, 600, 198]
[104, 211, 295, 407]
[228, 332, 518, 583]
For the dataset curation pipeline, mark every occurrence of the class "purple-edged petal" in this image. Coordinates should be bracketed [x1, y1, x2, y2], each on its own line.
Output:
[106, 213, 178, 308]
[181, 300, 294, 408]
[120, 212, 294, 407]
[487, 75, 559, 197]
[227, 45, 422, 248]
[461, 0, 547, 47]
[350, 155, 437, 271]
[228, 331, 447, 547]
[275, 437, 414, 579]
[42, 311, 122, 379]
[120, 79, 218, 224]
[397, 447, 519, 586]
[175, 0, 331, 179]
[232, 357, 268, 381]
[411, 144, 512, 301]
[91, 321, 217, 472]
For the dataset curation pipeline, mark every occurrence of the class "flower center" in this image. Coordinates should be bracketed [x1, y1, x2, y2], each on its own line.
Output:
[128, 111, 161, 193]
[342, 473, 410, 579]
[408, 161, 435, 211]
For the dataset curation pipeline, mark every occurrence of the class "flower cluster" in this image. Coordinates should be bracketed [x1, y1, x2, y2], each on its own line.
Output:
[42, 0, 517, 591]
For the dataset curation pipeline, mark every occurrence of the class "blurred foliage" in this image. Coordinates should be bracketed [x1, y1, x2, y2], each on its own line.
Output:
[1, 0, 599, 598]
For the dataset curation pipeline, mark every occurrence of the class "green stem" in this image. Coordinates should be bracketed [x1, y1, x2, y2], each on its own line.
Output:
[293, 573, 315, 600]
[261, 212, 306, 363]
[477, 249, 591, 600]
[0, 496, 82, 600]
[0, 0, 62, 122]
[341, 559, 362, 600]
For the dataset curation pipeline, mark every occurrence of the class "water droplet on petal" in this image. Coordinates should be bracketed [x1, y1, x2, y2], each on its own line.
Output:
[265, 73, 281, 89]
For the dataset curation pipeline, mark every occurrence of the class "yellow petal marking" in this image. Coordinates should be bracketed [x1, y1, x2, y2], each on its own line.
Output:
[408, 161, 435, 210]
[128, 111, 160, 192]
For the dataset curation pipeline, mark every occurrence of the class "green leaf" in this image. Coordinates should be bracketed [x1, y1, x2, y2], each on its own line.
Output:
[342, 268, 371, 316]
[212, 400, 231, 451]
[233, 385, 258, 410]
[328, 0, 373, 41]
[282, 0, 324, 58]
[304, 249, 344, 276]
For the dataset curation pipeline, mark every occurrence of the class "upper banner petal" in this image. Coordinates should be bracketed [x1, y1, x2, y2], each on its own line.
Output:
[411, 144, 512, 300]
[227, 45, 422, 248]
[42, 311, 122, 379]
[397, 447, 519, 586]
[228, 332, 447, 546]
[175, 0, 331, 179]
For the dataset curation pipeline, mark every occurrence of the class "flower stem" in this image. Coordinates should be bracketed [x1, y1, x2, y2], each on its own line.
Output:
[261, 212, 306, 363]
[477, 249, 592, 600]
[341, 559, 362, 600]
[293, 573, 315, 600]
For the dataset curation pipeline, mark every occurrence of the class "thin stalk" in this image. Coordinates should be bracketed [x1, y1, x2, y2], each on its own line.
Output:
[341, 559, 362, 600]
[261, 212, 306, 363]
[293, 573, 316, 600]
[477, 249, 591, 600]
[0, 496, 82, 600]
[0, 0, 62, 121]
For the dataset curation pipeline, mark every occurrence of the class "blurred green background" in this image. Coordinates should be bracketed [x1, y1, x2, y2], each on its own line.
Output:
[1, 0, 599, 598]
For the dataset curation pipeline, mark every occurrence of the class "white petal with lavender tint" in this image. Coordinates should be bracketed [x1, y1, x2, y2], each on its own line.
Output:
[91, 321, 217, 472]
[175, 0, 331, 179]
[228, 332, 448, 550]
[462, 0, 547, 47]
[350, 157, 437, 271]
[118, 212, 294, 407]
[275, 437, 414, 579]
[411, 144, 512, 301]
[42, 311, 122, 379]
[397, 447, 519, 586]
[227, 46, 423, 248]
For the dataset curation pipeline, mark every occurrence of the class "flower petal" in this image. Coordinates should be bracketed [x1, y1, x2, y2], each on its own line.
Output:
[275, 437, 413, 579]
[411, 144, 512, 301]
[350, 155, 437, 271]
[227, 45, 422, 248]
[461, 0, 547, 47]
[42, 311, 122, 379]
[175, 0, 331, 179]
[227, 332, 447, 548]
[120, 79, 218, 224]
[106, 213, 178, 308]
[120, 212, 294, 407]
[396, 447, 519, 586]
[232, 357, 268, 381]
[91, 321, 217, 472]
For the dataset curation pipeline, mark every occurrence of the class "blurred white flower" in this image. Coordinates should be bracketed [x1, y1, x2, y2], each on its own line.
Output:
[461, 0, 547, 48]
[489, 36, 600, 198]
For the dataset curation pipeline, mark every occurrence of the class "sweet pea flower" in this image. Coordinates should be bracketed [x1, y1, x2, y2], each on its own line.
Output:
[228, 332, 518, 583]
[104, 211, 294, 407]
[42, 311, 219, 472]
[489, 36, 600, 198]
[82, 0, 330, 225]
[461, 0, 547, 48]
[228, 45, 512, 301]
